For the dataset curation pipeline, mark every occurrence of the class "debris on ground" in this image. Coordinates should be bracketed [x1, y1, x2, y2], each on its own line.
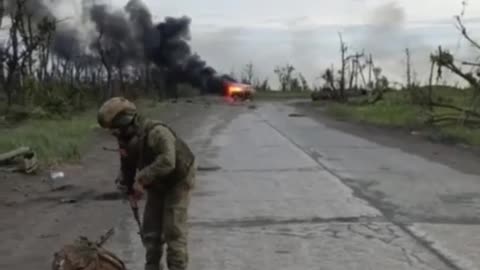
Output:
[197, 165, 222, 171]
[51, 228, 126, 270]
[288, 113, 306, 117]
[102, 146, 118, 152]
[51, 185, 74, 192]
[248, 104, 257, 110]
[0, 146, 38, 174]
[50, 171, 65, 180]
[60, 198, 77, 204]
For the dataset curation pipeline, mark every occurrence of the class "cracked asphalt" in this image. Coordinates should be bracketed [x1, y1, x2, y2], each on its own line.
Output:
[3, 98, 480, 270]
[103, 99, 480, 270]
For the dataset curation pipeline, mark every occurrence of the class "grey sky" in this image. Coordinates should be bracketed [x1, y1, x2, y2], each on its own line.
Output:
[61, 0, 480, 87]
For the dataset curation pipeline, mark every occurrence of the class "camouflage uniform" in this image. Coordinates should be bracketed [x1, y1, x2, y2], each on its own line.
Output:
[115, 114, 196, 270]
[97, 97, 196, 270]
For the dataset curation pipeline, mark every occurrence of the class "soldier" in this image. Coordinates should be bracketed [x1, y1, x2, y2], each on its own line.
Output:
[97, 97, 196, 270]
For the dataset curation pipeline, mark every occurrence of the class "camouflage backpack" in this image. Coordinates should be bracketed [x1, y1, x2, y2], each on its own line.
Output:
[52, 235, 126, 270]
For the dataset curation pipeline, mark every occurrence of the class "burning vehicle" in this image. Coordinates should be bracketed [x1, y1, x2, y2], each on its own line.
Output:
[223, 81, 255, 101]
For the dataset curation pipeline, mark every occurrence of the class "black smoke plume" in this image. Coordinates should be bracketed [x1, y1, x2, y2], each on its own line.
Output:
[7, 0, 235, 94]
[121, 0, 236, 93]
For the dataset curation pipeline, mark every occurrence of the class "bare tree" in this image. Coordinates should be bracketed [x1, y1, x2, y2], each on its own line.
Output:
[274, 64, 295, 91]
[429, 46, 480, 126]
[338, 33, 348, 100]
[94, 28, 114, 101]
[1, 0, 48, 108]
[241, 62, 254, 84]
[405, 48, 412, 89]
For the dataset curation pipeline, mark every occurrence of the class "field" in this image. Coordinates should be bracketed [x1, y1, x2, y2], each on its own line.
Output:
[321, 87, 480, 146]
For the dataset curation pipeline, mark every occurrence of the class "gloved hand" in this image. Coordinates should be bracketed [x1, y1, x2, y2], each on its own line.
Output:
[131, 180, 145, 201]
[115, 175, 131, 195]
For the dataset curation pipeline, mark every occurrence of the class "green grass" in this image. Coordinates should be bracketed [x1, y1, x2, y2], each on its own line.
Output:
[0, 96, 171, 168]
[136, 98, 166, 117]
[255, 90, 311, 100]
[437, 127, 480, 146]
[326, 102, 423, 128]
[0, 109, 97, 166]
[322, 88, 480, 147]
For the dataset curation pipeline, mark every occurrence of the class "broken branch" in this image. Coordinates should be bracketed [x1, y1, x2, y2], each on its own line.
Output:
[455, 16, 480, 51]
[0, 146, 31, 163]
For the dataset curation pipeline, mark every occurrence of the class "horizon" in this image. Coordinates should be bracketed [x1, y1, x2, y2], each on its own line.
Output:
[8, 0, 480, 88]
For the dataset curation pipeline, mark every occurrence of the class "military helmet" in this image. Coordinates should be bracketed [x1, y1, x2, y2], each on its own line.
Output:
[97, 97, 137, 129]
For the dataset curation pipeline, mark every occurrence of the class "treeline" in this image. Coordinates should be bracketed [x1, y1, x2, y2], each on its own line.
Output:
[228, 62, 312, 93]
[0, 0, 220, 121]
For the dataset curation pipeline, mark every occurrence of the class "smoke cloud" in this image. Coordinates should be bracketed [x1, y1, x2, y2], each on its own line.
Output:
[4, 0, 232, 94]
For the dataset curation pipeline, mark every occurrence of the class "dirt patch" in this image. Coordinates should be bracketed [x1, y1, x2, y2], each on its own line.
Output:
[294, 101, 480, 176]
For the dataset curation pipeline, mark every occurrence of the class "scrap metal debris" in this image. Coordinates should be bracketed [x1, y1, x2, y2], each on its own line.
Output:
[0, 147, 38, 174]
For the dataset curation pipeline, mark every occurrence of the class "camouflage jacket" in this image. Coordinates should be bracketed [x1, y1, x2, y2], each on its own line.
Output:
[117, 116, 195, 191]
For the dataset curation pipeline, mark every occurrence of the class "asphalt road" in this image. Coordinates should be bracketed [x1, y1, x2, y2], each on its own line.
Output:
[103, 99, 480, 270]
[3, 99, 479, 270]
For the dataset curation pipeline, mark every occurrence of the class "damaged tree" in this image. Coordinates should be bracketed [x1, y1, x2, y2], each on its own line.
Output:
[274, 64, 295, 92]
[1, 0, 54, 110]
[338, 33, 348, 100]
[0, 0, 233, 117]
[429, 46, 480, 127]
[412, 5, 480, 128]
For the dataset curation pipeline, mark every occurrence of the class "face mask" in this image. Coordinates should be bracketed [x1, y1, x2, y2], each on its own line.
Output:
[110, 112, 137, 140]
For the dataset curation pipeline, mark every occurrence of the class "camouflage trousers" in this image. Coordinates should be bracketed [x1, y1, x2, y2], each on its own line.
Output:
[142, 164, 195, 270]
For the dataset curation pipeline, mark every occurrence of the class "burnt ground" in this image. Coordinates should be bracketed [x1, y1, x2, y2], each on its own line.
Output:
[2, 98, 480, 270]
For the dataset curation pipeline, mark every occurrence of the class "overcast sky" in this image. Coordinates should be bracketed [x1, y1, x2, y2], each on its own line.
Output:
[63, 0, 480, 87]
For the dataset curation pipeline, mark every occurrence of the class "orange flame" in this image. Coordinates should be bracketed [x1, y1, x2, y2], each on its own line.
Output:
[228, 86, 244, 94]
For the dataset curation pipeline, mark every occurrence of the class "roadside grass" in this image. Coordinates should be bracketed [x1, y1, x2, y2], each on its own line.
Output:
[255, 90, 311, 100]
[326, 102, 423, 128]
[322, 87, 480, 146]
[0, 109, 97, 166]
[0, 98, 166, 167]
[136, 98, 166, 117]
